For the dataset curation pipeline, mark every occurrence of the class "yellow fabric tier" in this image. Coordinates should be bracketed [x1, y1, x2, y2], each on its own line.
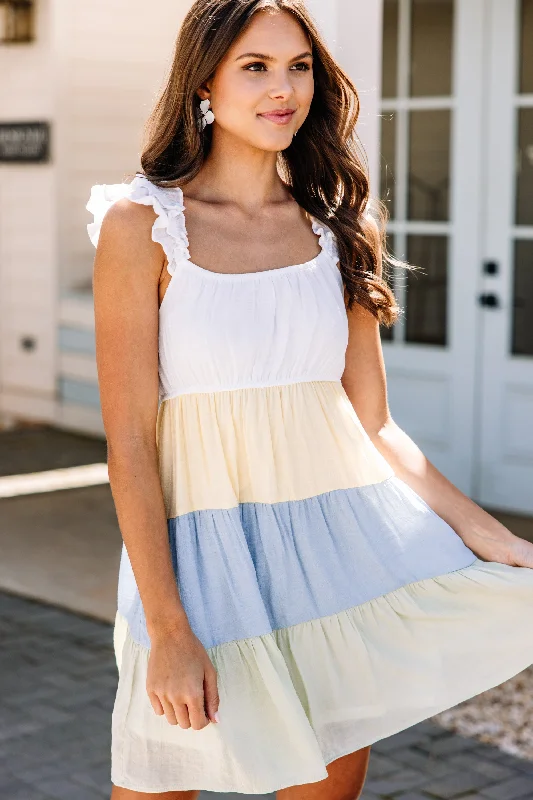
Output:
[156, 380, 394, 518]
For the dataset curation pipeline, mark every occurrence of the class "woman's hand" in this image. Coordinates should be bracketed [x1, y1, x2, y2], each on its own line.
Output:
[146, 621, 220, 730]
[505, 535, 533, 569]
[463, 519, 533, 568]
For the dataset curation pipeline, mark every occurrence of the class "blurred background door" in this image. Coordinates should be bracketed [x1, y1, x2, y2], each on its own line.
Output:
[379, 0, 486, 502]
[477, 0, 533, 513]
[379, 0, 533, 514]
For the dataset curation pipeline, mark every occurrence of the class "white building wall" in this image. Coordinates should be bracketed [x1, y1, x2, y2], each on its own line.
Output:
[0, 0, 58, 422]
[336, 0, 384, 197]
[306, 0, 384, 195]
[306, 0, 339, 52]
[53, 0, 191, 434]
[0, 0, 192, 433]
[55, 0, 191, 292]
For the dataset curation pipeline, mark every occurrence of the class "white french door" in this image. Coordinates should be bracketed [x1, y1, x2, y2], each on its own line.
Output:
[379, 0, 533, 514]
[477, 0, 533, 513]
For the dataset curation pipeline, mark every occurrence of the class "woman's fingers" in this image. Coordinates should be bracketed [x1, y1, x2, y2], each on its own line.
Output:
[160, 695, 180, 726]
[158, 686, 216, 730]
[148, 690, 165, 717]
[173, 700, 193, 729]
[204, 664, 220, 723]
[186, 692, 211, 729]
[157, 692, 211, 730]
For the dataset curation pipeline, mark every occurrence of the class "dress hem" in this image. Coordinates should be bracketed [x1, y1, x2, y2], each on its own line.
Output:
[110, 643, 533, 795]
[110, 558, 533, 795]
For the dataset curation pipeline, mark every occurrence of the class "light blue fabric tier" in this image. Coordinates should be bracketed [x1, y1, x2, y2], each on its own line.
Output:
[117, 475, 477, 650]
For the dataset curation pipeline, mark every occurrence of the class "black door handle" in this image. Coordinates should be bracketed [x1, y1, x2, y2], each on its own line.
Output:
[478, 293, 500, 308]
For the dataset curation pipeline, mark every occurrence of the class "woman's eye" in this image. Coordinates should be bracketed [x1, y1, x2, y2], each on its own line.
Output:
[243, 62, 311, 73]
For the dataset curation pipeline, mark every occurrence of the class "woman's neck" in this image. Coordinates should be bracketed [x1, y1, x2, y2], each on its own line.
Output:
[183, 127, 290, 212]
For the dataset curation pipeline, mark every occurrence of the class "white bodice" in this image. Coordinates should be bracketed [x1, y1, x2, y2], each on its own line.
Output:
[87, 174, 349, 403]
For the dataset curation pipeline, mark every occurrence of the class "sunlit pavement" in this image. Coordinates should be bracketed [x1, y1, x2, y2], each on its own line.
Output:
[0, 425, 120, 622]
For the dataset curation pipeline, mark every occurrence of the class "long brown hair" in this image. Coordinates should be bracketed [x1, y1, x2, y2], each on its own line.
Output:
[135, 0, 409, 325]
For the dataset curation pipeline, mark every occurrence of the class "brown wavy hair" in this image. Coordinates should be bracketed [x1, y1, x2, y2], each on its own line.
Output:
[134, 0, 409, 324]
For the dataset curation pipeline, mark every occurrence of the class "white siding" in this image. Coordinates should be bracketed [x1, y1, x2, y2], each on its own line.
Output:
[0, 169, 58, 399]
[306, 0, 383, 195]
[0, 0, 55, 116]
[0, 0, 58, 420]
[57, 0, 191, 290]
[53, 0, 190, 433]
[336, 0, 383, 196]
[0, 0, 190, 428]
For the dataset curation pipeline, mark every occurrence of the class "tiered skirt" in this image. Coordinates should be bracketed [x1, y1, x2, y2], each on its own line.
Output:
[111, 380, 533, 793]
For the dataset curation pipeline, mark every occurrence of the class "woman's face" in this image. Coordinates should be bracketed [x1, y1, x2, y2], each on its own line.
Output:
[201, 10, 314, 152]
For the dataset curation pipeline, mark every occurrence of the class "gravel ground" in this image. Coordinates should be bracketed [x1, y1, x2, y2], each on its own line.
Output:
[432, 665, 533, 761]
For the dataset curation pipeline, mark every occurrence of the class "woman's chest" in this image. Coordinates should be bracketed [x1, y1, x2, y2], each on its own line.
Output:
[157, 257, 349, 398]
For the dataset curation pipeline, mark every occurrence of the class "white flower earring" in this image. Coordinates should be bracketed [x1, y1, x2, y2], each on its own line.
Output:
[197, 98, 215, 131]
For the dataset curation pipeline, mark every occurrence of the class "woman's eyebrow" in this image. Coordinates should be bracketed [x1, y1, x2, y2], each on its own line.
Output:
[235, 51, 313, 62]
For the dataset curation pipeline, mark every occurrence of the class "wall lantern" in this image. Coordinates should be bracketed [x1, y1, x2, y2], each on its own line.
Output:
[0, 0, 34, 44]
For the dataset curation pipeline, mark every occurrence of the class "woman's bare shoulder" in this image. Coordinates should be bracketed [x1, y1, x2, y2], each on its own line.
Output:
[98, 198, 158, 251]
[94, 197, 166, 288]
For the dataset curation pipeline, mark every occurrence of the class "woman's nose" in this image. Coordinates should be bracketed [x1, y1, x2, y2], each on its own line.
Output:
[268, 72, 294, 100]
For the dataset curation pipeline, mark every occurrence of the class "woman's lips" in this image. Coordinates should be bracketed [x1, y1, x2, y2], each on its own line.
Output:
[258, 109, 296, 125]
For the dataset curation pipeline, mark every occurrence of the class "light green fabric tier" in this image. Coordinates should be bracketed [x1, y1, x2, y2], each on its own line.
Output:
[111, 557, 533, 795]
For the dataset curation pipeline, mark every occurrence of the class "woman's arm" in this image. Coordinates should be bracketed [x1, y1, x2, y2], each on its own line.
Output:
[92, 199, 220, 727]
[340, 224, 533, 569]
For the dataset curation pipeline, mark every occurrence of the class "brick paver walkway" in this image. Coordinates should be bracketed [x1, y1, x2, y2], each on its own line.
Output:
[2, 590, 533, 800]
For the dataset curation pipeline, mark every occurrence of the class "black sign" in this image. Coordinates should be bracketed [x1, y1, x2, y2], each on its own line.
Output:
[0, 122, 50, 163]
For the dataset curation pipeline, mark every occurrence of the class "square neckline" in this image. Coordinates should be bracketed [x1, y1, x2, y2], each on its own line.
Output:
[176, 186, 326, 280]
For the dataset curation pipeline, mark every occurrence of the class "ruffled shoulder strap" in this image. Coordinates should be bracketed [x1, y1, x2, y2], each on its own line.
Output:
[86, 173, 190, 275]
[311, 217, 339, 265]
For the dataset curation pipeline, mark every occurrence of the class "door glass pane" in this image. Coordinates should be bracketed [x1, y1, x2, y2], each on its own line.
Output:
[405, 235, 448, 346]
[382, 0, 399, 98]
[516, 109, 533, 226]
[512, 241, 533, 356]
[520, 0, 533, 94]
[380, 112, 397, 218]
[408, 110, 451, 221]
[410, 0, 454, 97]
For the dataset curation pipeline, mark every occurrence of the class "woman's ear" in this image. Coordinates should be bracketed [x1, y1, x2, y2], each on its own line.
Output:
[196, 81, 212, 102]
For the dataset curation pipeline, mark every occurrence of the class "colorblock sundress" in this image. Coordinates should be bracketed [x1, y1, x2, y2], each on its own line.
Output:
[87, 173, 533, 795]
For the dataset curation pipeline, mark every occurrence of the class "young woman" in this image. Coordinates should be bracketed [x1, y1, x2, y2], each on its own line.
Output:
[87, 1, 533, 798]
